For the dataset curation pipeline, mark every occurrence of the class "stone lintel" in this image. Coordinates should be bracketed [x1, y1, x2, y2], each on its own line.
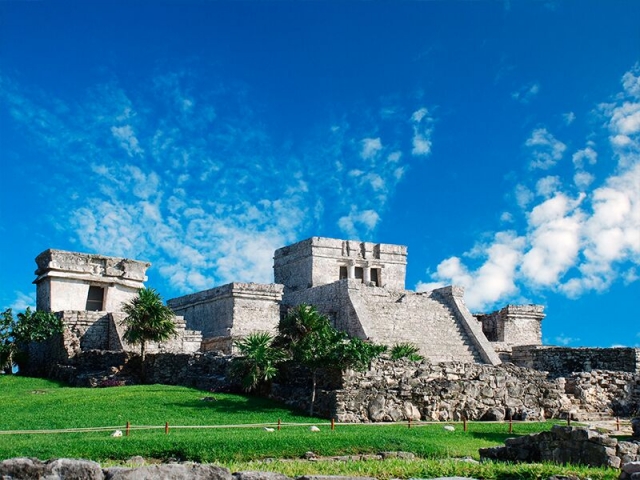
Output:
[274, 237, 407, 264]
[33, 249, 149, 284]
[33, 269, 145, 290]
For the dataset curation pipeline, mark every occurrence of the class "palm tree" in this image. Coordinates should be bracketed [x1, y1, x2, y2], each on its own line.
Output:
[231, 332, 288, 392]
[121, 288, 177, 381]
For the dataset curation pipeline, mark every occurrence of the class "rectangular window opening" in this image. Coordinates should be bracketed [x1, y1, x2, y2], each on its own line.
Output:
[371, 268, 380, 286]
[355, 267, 364, 282]
[86, 286, 105, 311]
[339, 266, 348, 280]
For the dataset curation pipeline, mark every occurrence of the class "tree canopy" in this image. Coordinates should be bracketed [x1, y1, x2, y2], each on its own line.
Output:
[1, 307, 64, 374]
[121, 288, 177, 380]
[275, 304, 386, 415]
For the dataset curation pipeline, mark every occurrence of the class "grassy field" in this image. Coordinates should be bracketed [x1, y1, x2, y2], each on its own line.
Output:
[0, 376, 620, 479]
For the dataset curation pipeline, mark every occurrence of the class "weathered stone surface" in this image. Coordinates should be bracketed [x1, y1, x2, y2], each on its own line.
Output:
[46, 458, 104, 480]
[233, 472, 291, 480]
[104, 463, 232, 480]
[34, 249, 148, 313]
[0, 457, 46, 479]
[168, 283, 284, 341]
[622, 462, 640, 475]
[296, 476, 377, 480]
[512, 346, 640, 378]
[479, 426, 636, 467]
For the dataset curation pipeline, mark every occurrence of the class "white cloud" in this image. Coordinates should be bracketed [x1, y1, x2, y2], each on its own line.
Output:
[361, 137, 383, 159]
[411, 107, 429, 123]
[573, 171, 595, 190]
[500, 212, 514, 223]
[411, 107, 433, 157]
[512, 82, 540, 103]
[521, 193, 584, 287]
[419, 65, 640, 310]
[111, 125, 143, 157]
[526, 128, 567, 170]
[387, 151, 402, 163]
[515, 184, 534, 209]
[8, 291, 36, 311]
[338, 207, 380, 239]
[555, 334, 580, 346]
[563, 112, 576, 125]
[535, 175, 561, 198]
[572, 145, 597, 168]
[418, 231, 525, 311]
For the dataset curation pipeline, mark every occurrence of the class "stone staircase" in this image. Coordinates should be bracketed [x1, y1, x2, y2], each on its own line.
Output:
[347, 288, 483, 364]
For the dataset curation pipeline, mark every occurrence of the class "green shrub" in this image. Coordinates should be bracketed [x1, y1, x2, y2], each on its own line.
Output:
[390, 342, 423, 361]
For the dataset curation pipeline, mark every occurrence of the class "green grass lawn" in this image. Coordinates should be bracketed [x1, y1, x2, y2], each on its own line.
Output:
[0, 376, 619, 479]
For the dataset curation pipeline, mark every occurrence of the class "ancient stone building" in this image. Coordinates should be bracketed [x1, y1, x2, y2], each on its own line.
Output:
[167, 283, 284, 354]
[29, 249, 201, 372]
[31, 238, 548, 367]
[34, 249, 149, 313]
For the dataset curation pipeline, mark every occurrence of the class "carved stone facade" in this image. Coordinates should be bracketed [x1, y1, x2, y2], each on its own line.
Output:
[34, 249, 149, 312]
[274, 237, 407, 293]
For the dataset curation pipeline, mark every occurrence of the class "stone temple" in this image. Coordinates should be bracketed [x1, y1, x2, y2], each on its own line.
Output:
[33, 237, 545, 365]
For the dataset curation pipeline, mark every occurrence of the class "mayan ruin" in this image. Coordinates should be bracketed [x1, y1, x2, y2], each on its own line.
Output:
[18, 236, 640, 424]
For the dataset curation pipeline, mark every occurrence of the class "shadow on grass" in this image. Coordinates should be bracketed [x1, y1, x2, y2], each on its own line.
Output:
[467, 431, 520, 444]
[169, 396, 313, 419]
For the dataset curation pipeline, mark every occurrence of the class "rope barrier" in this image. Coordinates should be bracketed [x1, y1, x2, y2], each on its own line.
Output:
[0, 418, 590, 436]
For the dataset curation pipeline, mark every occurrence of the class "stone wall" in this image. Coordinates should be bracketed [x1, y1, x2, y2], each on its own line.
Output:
[475, 304, 544, 348]
[565, 370, 640, 417]
[23, 311, 202, 377]
[274, 237, 407, 293]
[283, 281, 500, 365]
[334, 358, 570, 423]
[512, 346, 640, 377]
[333, 358, 640, 422]
[168, 283, 283, 339]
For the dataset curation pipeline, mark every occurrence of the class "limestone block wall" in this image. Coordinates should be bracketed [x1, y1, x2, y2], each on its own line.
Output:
[107, 312, 202, 355]
[274, 237, 407, 293]
[334, 358, 570, 422]
[282, 279, 359, 333]
[168, 283, 283, 339]
[512, 346, 640, 377]
[333, 358, 640, 423]
[476, 304, 544, 349]
[33, 249, 148, 312]
[480, 425, 637, 468]
[566, 369, 640, 417]
[283, 281, 500, 365]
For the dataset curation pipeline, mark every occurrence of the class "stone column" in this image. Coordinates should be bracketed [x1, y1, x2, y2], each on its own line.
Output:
[363, 265, 371, 284]
[347, 261, 356, 279]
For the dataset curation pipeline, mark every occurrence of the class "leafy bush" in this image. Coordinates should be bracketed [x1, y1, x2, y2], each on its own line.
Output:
[390, 342, 423, 361]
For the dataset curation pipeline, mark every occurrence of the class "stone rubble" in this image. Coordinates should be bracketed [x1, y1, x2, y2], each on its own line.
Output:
[478, 425, 640, 468]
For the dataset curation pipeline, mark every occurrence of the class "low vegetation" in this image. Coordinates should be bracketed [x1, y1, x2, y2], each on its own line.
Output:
[0, 376, 620, 478]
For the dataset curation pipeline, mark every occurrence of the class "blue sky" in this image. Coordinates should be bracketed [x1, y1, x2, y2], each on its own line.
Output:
[1, 1, 638, 348]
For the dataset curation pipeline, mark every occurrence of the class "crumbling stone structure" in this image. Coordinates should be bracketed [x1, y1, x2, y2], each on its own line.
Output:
[479, 425, 639, 468]
[168, 283, 283, 354]
[475, 304, 545, 361]
[27, 250, 201, 375]
[34, 249, 149, 312]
